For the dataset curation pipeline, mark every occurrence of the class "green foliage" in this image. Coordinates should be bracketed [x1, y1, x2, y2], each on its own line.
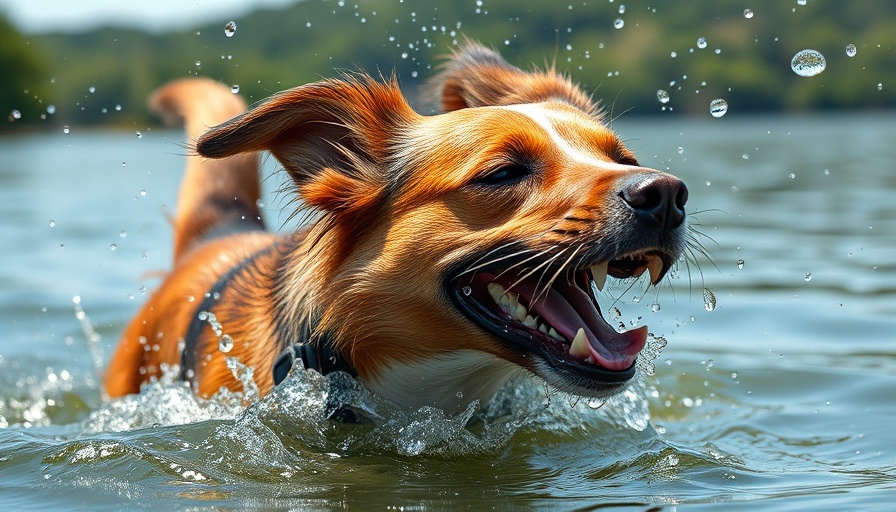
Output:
[0, 15, 52, 130]
[8, 0, 896, 130]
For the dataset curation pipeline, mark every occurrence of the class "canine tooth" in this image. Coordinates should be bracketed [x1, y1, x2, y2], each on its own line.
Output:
[487, 283, 505, 304]
[539, 324, 548, 334]
[524, 315, 538, 328]
[590, 261, 608, 291]
[548, 327, 565, 342]
[569, 328, 591, 358]
[647, 257, 664, 285]
[513, 303, 527, 322]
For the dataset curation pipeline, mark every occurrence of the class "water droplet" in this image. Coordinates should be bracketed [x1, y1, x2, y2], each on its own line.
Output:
[9, 109, 21, 120]
[136, 131, 142, 138]
[618, 4, 625, 14]
[88, 86, 96, 94]
[677, 146, 684, 154]
[697, 37, 707, 49]
[789, 172, 796, 179]
[877, 83, 883, 91]
[46, 105, 56, 115]
[614, 18, 624, 29]
[72, 295, 81, 304]
[804, 272, 812, 282]
[48, 220, 55, 227]
[110, 244, 117, 251]
[737, 259, 744, 269]
[703, 288, 716, 312]
[791, 49, 826, 77]
[651, 303, 661, 312]
[219, 334, 234, 353]
[224, 21, 236, 37]
[656, 89, 670, 104]
[462, 286, 472, 296]
[797, 0, 807, 5]
[709, 98, 728, 117]
[115, 104, 122, 111]
[743, 9, 754, 19]
[63, 126, 70, 134]
[587, 397, 606, 409]
[845, 44, 857, 57]
[230, 84, 240, 93]
[119, 231, 127, 238]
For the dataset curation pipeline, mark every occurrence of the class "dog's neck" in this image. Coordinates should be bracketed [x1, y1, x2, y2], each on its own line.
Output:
[362, 350, 522, 415]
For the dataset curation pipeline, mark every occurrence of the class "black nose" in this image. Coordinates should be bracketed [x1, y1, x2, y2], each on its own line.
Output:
[620, 174, 688, 229]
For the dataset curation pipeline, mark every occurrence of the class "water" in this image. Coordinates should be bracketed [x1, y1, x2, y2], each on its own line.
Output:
[2, 113, 895, 509]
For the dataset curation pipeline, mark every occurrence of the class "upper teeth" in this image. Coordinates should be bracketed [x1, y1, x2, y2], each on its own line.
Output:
[590, 261, 608, 291]
[647, 256, 663, 285]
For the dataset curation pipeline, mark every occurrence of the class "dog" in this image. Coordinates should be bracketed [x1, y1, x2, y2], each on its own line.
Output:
[104, 44, 688, 417]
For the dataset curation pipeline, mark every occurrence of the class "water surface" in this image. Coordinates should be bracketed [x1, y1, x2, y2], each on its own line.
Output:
[1, 113, 894, 509]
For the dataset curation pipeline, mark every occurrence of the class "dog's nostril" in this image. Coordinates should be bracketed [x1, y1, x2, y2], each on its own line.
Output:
[620, 174, 688, 229]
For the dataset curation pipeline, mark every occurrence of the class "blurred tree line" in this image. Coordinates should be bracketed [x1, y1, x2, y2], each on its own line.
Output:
[3, 0, 895, 132]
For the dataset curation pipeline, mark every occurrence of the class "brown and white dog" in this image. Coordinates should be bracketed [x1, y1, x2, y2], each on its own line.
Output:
[104, 44, 688, 416]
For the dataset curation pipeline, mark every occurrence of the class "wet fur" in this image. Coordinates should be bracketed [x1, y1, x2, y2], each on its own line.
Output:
[105, 44, 684, 414]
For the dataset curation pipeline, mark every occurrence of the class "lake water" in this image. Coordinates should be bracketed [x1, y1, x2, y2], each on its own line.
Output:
[1, 112, 894, 509]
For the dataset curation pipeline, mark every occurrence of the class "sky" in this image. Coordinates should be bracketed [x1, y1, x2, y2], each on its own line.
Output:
[0, 0, 299, 33]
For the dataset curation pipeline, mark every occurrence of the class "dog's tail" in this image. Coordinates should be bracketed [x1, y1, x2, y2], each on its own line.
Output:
[148, 78, 264, 262]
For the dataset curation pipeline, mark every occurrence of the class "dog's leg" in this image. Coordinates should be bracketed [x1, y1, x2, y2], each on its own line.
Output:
[148, 79, 264, 261]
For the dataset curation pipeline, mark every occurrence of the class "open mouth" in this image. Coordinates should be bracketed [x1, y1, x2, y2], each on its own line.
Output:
[448, 249, 674, 392]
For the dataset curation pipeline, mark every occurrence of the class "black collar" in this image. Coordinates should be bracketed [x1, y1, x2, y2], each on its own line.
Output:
[179, 245, 358, 421]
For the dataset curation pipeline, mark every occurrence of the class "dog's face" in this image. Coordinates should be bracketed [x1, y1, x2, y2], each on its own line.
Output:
[197, 46, 687, 409]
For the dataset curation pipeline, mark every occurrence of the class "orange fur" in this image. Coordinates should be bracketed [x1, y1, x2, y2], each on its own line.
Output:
[105, 44, 688, 414]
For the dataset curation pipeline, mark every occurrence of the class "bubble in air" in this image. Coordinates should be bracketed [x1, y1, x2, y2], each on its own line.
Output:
[224, 21, 237, 37]
[656, 89, 670, 104]
[791, 49, 826, 77]
[219, 334, 234, 353]
[709, 98, 728, 117]
[845, 44, 857, 57]
[743, 9, 754, 19]
[614, 19, 624, 29]
[702, 288, 716, 312]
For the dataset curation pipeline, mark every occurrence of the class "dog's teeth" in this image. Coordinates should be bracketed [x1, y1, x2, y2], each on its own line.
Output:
[524, 315, 538, 328]
[647, 257, 664, 286]
[487, 283, 505, 304]
[590, 261, 608, 291]
[513, 303, 527, 322]
[539, 324, 548, 334]
[548, 327, 565, 342]
[569, 328, 591, 358]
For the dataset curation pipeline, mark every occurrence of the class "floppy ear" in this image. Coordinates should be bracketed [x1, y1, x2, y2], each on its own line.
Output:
[432, 43, 600, 117]
[196, 76, 417, 216]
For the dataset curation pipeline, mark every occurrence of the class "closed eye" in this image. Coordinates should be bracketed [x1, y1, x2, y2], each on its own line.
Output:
[474, 164, 533, 186]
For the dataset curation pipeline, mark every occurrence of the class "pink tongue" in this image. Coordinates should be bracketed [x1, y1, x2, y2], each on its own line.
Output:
[499, 276, 646, 370]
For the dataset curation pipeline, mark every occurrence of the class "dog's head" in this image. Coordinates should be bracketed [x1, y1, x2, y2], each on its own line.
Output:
[197, 44, 688, 410]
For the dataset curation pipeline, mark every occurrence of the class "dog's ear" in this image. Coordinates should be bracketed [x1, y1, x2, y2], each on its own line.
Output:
[197, 77, 415, 216]
[432, 43, 599, 117]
